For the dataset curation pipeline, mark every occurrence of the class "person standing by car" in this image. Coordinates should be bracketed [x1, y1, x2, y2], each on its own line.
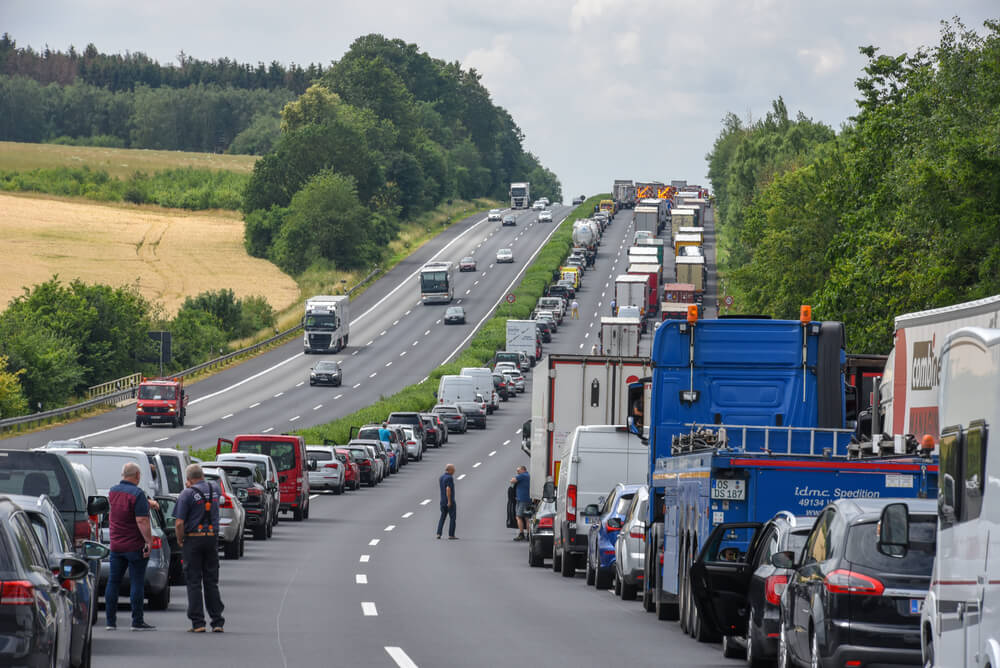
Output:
[174, 463, 225, 633]
[510, 466, 531, 541]
[437, 464, 457, 540]
[106, 462, 156, 631]
[610, 298, 617, 316]
[571, 299, 580, 319]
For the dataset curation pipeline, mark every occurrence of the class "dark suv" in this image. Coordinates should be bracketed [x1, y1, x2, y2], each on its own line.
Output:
[204, 461, 275, 540]
[419, 414, 445, 447]
[772, 499, 936, 668]
[386, 412, 427, 445]
[690, 511, 817, 663]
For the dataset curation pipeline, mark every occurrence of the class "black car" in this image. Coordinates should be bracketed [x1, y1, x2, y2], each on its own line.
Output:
[386, 412, 427, 445]
[203, 461, 275, 540]
[769, 499, 936, 668]
[546, 284, 575, 300]
[455, 400, 487, 429]
[444, 306, 466, 324]
[0, 496, 91, 668]
[309, 360, 342, 386]
[502, 214, 517, 226]
[346, 444, 377, 486]
[535, 321, 552, 343]
[690, 511, 816, 663]
[431, 405, 468, 433]
[419, 414, 443, 447]
[154, 495, 186, 585]
[528, 494, 557, 567]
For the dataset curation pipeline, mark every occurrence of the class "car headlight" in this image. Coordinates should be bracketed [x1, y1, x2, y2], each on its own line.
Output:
[310, 372, 316, 378]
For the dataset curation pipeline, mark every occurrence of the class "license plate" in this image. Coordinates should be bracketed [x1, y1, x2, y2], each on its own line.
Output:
[711, 479, 746, 501]
[910, 599, 923, 614]
[583, 516, 593, 524]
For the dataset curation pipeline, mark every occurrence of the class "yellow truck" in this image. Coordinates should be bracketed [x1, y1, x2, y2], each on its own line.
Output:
[599, 199, 616, 216]
[560, 266, 581, 289]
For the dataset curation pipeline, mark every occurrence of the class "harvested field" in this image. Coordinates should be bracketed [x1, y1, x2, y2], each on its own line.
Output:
[0, 141, 257, 179]
[0, 193, 298, 315]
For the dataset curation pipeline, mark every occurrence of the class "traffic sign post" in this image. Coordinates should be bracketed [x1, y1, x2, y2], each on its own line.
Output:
[723, 295, 734, 307]
[505, 294, 516, 304]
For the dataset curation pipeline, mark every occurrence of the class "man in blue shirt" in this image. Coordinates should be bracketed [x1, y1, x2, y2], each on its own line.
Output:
[510, 466, 531, 541]
[174, 463, 225, 633]
[436, 464, 457, 539]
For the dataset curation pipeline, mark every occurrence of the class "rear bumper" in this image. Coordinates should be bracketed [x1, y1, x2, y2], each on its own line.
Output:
[244, 509, 265, 526]
[825, 642, 922, 668]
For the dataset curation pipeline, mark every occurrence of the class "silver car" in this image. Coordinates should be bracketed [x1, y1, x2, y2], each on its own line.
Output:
[306, 446, 346, 494]
[401, 427, 424, 462]
[613, 485, 648, 601]
[201, 467, 246, 560]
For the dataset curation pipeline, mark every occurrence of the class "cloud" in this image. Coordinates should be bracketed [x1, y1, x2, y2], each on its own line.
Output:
[797, 45, 846, 76]
[462, 35, 522, 90]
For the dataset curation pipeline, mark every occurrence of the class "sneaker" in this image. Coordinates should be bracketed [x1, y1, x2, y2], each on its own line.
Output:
[130, 622, 156, 632]
[212, 627, 224, 633]
[105, 625, 116, 631]
[188, 626, 207, 633]
[436, 534, 441, 539]
[448, 536, 459, 540]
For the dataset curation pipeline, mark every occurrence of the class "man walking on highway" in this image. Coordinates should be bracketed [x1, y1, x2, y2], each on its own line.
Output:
[174, 464, 225, 633]
[510, 466, 531, 541]
[571, 299, 580, 319]
[610, 298, 617, 316]
[105, 462, 156, 631]
[437, 464, 457, 539]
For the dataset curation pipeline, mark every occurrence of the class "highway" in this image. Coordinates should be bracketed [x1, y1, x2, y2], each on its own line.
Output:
[85, 203, 735, 668]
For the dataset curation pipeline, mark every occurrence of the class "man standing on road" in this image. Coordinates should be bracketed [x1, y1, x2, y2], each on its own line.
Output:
[437, 464, 457, 540]
[610, 298, 617, 316]
[571, 299, 580, 319]
[174, 464, 225, 633]
[510, 466, 531, 541]
[105, 462, 156, 631]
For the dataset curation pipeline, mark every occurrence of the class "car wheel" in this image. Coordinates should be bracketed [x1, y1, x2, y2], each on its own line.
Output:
[80, 622, 93, 668]
[723, 635, 744, 659]
[595, 565, 612, 590]
[178, 413, 184, 427]
[552, 545, 562, 573]
[333, 481, 343, 495]
[239, 534, 245, 556]
[293, 506, 304, 521]
[777, 620, 791, 668]
[613, 568, 622, 596]
[810, 628, 820, 668]
[368, 477, 376, 488]
[148, 583, 170, 610]
[135, 418, 141, 428]
[224, 536, 240, 559]
[528, 539, 543, 568]
[266, 519, 273, 538]
[585, 554, 596, 586]
[747, 610, 763, 668]
[253, 524, 267, 540]
[302, 501, 309, 520]
[621, 574, 637, 600]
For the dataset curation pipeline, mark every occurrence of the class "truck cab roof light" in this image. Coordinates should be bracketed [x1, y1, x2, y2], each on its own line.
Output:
[800, 305, 812, 324]
[687, 304, 698, 324]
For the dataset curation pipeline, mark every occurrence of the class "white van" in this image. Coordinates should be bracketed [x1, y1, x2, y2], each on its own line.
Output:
[43, 447, 163, 497]
[460, 367, 499, 413]
[921, 326, 1000, 668]
[551, 425, 648, 577]
[437, 375, 479, 406]
[132, 447, 194, 496]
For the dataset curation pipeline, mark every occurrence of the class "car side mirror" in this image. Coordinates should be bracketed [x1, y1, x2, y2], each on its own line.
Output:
[307, 460, 318, 472]
[81, 540, 110, 561]
[770, 550, 796, 569]
[59, 555, 90, 581]
[582, 504, 600, 516]
[267, 481, 278, 491]
[607, 517, 623, 529]
[87, 495, 109, 516]
[878, 502, 909, 557]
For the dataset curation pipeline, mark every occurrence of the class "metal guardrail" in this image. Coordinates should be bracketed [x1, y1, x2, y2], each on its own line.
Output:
[0, 266, 381, 435]
[87, 373, 142, 400]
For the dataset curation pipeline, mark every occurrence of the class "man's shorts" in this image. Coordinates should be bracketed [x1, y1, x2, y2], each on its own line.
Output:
[516, 500, 532, 518]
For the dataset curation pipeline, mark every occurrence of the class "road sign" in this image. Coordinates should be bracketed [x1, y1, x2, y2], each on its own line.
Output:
[505, 294, 516, 304]
[724, 295, 734, 307]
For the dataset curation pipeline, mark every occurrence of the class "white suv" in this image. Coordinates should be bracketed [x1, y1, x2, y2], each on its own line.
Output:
[488, 208, 502, 221]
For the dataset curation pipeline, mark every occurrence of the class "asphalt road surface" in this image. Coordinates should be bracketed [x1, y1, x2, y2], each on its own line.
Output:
[85, 205, 735, 668]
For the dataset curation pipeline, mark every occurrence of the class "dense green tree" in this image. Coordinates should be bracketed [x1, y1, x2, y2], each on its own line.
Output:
[0, 355, 28, 418]
[168, 308, 228, 368]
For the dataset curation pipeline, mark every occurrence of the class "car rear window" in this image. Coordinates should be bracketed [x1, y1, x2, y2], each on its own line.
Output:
[348, 449, 367, 460]
[215, 467, 254, 486]
[388, 414, 419, 425]
[846, 518, 936, 575]
[0, 453, 75, 511]
[358, 428, 380, 440]
[308, 451, 333, 461]
[235, 441, 297, 471]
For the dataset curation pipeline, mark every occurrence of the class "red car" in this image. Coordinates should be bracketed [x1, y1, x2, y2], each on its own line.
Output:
[335, 447, 362, 490]
[460, 256, 477, 271]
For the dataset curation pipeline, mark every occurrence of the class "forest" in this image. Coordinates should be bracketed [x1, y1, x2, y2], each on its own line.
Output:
[707, 19, 1000, 354]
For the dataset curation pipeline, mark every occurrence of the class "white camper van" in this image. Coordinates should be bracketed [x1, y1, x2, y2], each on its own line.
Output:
[436, 375, 478, 406]
[920, 326, 1000, 668]
[460, 367, 499, 413]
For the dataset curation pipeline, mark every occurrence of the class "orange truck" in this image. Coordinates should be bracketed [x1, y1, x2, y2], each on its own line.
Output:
[135, 377, 188, 428]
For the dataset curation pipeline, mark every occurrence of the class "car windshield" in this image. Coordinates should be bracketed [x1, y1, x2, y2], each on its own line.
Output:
[504, 215, 515, 222]
[420, 271, 449, 292]
[846, 518, 936, 575]
[462, 257, 474, 264]
[139, 385, 176, 400]
[304, 314, 337, 329]
[315, 362, 339, 371]
[235, 441, 296, 472]
[213, 466, 254, 486]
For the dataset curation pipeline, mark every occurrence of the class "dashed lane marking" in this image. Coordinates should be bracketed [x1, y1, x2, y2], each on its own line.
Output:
[356, 574, 368, 584]
[309, 494, 319, 499]
[385, 525, 395, 532]
[386, 647, 419, 668]
[412, 340, 419, 347]
[393, 320, 399, 326]
[457, 474, 467, 480]
[313, 404, 322, 410]
[380, 330, 387, 336]
[262, 427, 274, 433]
[401, 512, 413, 518]
[154, 437, 168, 443]
[335, 394, 343, 399]
[289, 416, 300, 422]
[405, 310, 411, 316]
[436, 319, 442, 325]
[249, 402, 261, 408]
[360, 555, 370, 562]
[400, 351, 406, 357]
[352, 351, 359, 356]
[366, 340, 374, 346]
[353, 383, 361, 389]
[222, 413, 233, 420]
[189, 426, 203, 432]
[503, 439, 511, 445]
[369, 372, 377, 378]
[295, 381, 304, 387]
[362, 602, 378, 616]
[465, 289, 471, 295]
[274, 392, 283, 398]
[369, 539, 380, 546]
[385, 362, 392, 368]
[473, 462, 481, 468]
[420, 499, 431, 505]
[489, 451, 496, 457]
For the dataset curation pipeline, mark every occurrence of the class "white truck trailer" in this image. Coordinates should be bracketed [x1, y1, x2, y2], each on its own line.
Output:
[615, 275, 650, 318]
[600, 317, 642, 356]
[303, 295, 350, 353]
[633, 206, 659, 236]
[506, 319, 540, 364]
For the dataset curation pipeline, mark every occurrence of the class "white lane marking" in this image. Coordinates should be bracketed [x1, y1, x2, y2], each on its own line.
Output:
[405, 310, 411, 316]
[420, 499, 431, 505]
[579, 343, 584, 349]
[457, 474, 467, 480]
[369, 372, 377, 378]
[585, 332, 590, 338]
[380, 330, 387, 336]
[489, 263, 494, 268]
[393, 320, 399, 326]
[154, 436, 168, 443]
[400, 351, 407, 357]
[362, 602, 378, 616]
[489, 450, 496, 457]
[360, 555, 370, 562]
[369, 539, 380, 546]
[189, 426, 203, 432]
[385, 361, 392, 368]
[503, 439, 511, 445]
[366, 340, 374, 346]
[385, 525, 395, 532]
[309, 494, 319, 499]
[601, 291, 606, 297]
[385, 647, 418, 668]
[420, 376, 428, 383]
[249, 402, 261, 408]
[295, 381, 304, 387]
[222, 413, 233, 420]
[465, 289, 471, 295]
[401, 512, 413, 518]
[473, 462, 481, 468]
[474, 280, 480, 286]
[424, 329, 431, 336]
[436, 319, 442, 325]
[352, 350, 359, 356]
[456, 299, 462, 304]
[412, 340, 419, 347]
[605, 282, 609, 288]
[481, 271, 487, 277]
[313, 404, 322, 410]
[262, 427, 274, 433]
[353, 383, 361, 389]
[515, 428, 521, 435]
[334, 393, 343, 399]
[356, 574, 368, 584]
[274, 392, 284, 398]
[289, 416, 300, 422]
[589, 321, 594, 328]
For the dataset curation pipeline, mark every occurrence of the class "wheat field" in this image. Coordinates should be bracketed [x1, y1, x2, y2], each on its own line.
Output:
[1, 193, 298, 315]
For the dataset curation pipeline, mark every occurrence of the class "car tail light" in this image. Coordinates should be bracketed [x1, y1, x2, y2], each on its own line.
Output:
[60, 579, 75, 592]
[219, 494, 234, 509]
[74, 519, 91, 547]
[566, 484, 577, 522]
[537, 517, 553, 529]
[151, 537, 162, 550]
[407, 440, 416, 445]
[362, 459, 372, 466]
[324, 462, 339, 469]
[0, 581, 34, 605]
[629, 523, 646, 540]
[824, 569, 884, 596]
[765, 574, 788, 605]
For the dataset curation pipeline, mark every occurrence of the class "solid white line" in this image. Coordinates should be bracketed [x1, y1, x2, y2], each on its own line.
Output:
[385, 647, 418, 668]
[362, 602, 378, 616]
[489, 450, 496, 456]
[249, 402, 261, 408]
[309, 494, 319, 499]
[154, 437, 168, 443]
[222, 413, 233, 420]
[360, 555, 370, 562]
[457, 474, 467, 480]
[189, 426, 203, 432]
[289, 416, 300, 422]
[313, 404, 322, 410]
[385, 525, 395, 532]
[473, 462, 481, 468]
[401, 512, 413, 519]
[503, 439, 511, 445]
[369, 539, 380, 546]
[356, 574, 368, 584]
[262, 427, 274, 433]
[420, 499, 431, 505]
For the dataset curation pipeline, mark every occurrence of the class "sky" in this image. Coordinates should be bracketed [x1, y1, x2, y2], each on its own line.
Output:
[5, 0, 997, 198]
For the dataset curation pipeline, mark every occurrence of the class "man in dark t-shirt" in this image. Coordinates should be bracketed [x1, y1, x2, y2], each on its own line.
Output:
[510, 466, 531, 541]
[106, 462, 155, 631]
[174, 463, 225, 632]
[436, 464, 457, 539]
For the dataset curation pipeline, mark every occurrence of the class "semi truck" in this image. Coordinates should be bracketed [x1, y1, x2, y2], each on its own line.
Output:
[629, 310, 939, 634]
[674, 256, 705, 295]
[615, 275, 650, 318]
[633, 206, 659, 235]
[510, 182, 531, 209]
[627, 263, 661, 314]
[613, 180, 636, 209]
[600, 317, 642, 356]
[506, 320, 540, 365]
[303, 295, 350, 353]
[135, 376, 188, 427]
[571, 220, 598, 250]
[523, 354, 652, 499]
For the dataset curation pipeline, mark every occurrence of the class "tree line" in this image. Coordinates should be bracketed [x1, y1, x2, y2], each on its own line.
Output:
[242, 34, 562, 276]
[0, 279, 276, 417]
[706, 19, 1000, 354]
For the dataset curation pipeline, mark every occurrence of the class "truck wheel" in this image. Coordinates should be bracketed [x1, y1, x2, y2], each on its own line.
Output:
[552, 546, 562, 573]
[178, 413, 184, 427]
[171, 418, 178, 428]
[292, 506, 304, 521]
[302, 500, 309, 519]
[561, 550, 575, 577]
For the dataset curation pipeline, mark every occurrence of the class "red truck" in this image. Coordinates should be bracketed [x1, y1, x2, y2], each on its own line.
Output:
[135, 377, 188, 428]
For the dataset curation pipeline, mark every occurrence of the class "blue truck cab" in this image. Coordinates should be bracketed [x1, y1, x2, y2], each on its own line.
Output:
[629, 311, 938, 633]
